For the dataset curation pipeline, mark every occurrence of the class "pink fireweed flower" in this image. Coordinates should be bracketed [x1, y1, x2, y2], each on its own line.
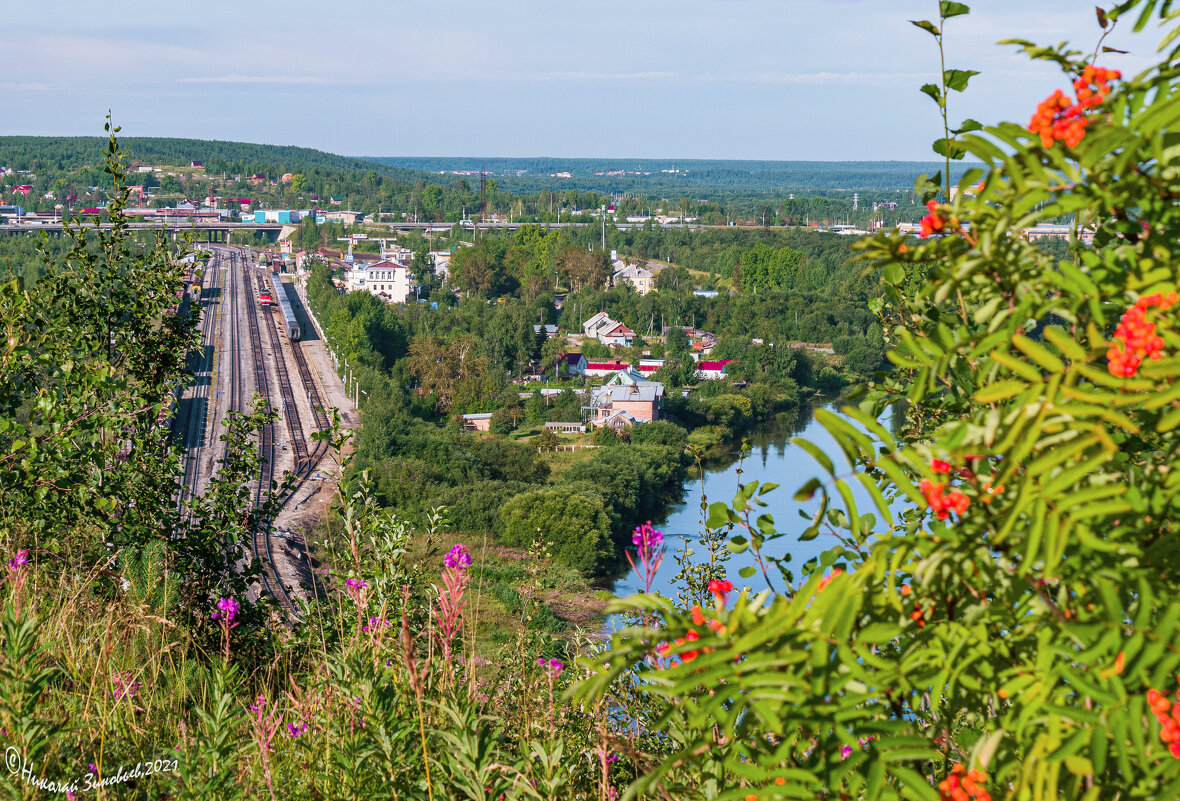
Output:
[213, 595, 240, 662]
[444, 544, 472, 571]
[212, 596, 240, 625]
[435, 545, 471, 687]
[110, 671, 142, 701]
[287, 722, 306, 738]
[537, 657, 564, 679]
[627, 522, 666, 595]
[8, 550, 28, 570]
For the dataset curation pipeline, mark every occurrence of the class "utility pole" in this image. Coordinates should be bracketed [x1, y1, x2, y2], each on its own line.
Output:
[600, 205, 606, 251]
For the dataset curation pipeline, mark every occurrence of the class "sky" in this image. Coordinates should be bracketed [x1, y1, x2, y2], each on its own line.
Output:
[1, 1, 1167, 161]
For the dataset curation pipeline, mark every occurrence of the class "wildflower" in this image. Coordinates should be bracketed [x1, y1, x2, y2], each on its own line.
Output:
[690, 605, 706, 626]
[537, 657, 564, 680]
[363, 616, 390, 632]
[840, 745, 853, 759]
[8, 549, 28, 570]
[110, 671, 142, 701]
[212, 596, 240, 624]
[607, 753, 619, 764]
[88, 763, 96, 773]
[708, 579, 733, 604]
[931, 458, 952, 474]
[444, 544, 472, 571]
[627, 522, 666, 596]
[909, 602, 927, 628]
[287, 722, 306, 738]
[345, 578, 367, 589]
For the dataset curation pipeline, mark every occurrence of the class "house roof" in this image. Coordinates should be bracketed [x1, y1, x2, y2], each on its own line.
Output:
[601, 323, 635, 337]
[593, 384, 664, 403]
[559, 353, 586, 365]
[585, 361, 628, 371]
[461, 413, 493, 420]
[637, 364, 659, 373]
[533, 324, 559, 334]
[697, 360, 734, 371]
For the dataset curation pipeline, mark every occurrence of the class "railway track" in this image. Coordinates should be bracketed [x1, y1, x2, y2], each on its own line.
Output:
[176, 249, 223, 509]
[245, 258, 299, 619]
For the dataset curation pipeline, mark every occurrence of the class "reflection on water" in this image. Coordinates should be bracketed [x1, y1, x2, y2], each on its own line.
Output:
[610, 399, 892, 603]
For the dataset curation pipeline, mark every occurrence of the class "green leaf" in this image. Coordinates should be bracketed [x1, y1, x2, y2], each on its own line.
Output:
[954, 118, 984, 134]
[939, 1, 971, 18]
[920, 83, 945, 108]
[738, 566, 756, 579]
[943, 68, 980, 92]
[973, 380, 1028, 403]
[910, 19, 941, 36]
[933, 137, 968, 160]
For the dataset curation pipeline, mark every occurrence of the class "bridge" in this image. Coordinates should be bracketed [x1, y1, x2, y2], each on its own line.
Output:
[0, 218, 714, 241]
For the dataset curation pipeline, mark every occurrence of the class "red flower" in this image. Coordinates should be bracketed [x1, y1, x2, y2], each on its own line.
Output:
[931, 458, 952, 474]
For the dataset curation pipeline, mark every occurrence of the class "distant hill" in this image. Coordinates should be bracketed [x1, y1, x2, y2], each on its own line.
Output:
[0, 137, 434, 185]
[363, 156, 977, 196]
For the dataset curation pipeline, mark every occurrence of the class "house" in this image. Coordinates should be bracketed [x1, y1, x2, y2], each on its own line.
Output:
[613, 262, 655, 295]
[461, 413, 493, 432]
[248, 174, 267, 182]
[583, 360, 629, 378]
[637, 358, 664, 376]
[695, 360, 735, 380]
[583, 311, 615, 339]
[589, 370, 665, 425]
[328, 196, 344, 205]
[558, 353, 587, 376]
[11, 186, 32, 197]
[345, 260, 411, 303]
[598, 322, 635, 347]
[322, 210, 365, 225]
[533, 324, 559, 339]
[190, 161, 203, 168]
[544, 421, 585, 434]
[693, 289, 719, 298]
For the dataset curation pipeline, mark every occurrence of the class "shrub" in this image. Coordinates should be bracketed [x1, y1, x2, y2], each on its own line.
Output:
[499, 488, 613, 575]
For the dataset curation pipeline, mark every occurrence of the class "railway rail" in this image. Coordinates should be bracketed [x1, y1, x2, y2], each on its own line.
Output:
[176, 248, 223, 509]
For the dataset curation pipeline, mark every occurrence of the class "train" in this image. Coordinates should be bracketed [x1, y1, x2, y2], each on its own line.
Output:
[259, 287, 272, 306]
[270, 272, 301, 341]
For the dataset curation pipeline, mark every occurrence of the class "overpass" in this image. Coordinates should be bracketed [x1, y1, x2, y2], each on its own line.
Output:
[0, 218, 721, 241]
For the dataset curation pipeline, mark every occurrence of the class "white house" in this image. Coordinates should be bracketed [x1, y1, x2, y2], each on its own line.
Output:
[613, 262, 655, 295]
[598, 322, 636, 347]
[583, 311, 615, 339]
[345, 260, 411, 303]
[558, 353, 588, 376]
[589, 369, 665, 425]
[695, 359, 735, 380]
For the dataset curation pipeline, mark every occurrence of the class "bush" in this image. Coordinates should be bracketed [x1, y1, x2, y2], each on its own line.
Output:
[499, 488, 613, 575]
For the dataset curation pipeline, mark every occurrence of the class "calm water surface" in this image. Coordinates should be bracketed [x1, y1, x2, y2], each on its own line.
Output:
[611, 400, 893, 602]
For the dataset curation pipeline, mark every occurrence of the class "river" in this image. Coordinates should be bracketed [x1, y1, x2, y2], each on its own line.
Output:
[611, 399, 895, 601]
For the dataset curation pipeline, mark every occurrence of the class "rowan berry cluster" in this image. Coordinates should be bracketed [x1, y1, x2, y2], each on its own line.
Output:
[920, 200, 949, 238]
[1147, 682, 1180, 758]
[1027, 65, 1120, 148]
[1107, 292, 1177, 377]
[938, 764, 991, 801]
[656, 583, 733, 665]
[919, 479, 970, 520]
